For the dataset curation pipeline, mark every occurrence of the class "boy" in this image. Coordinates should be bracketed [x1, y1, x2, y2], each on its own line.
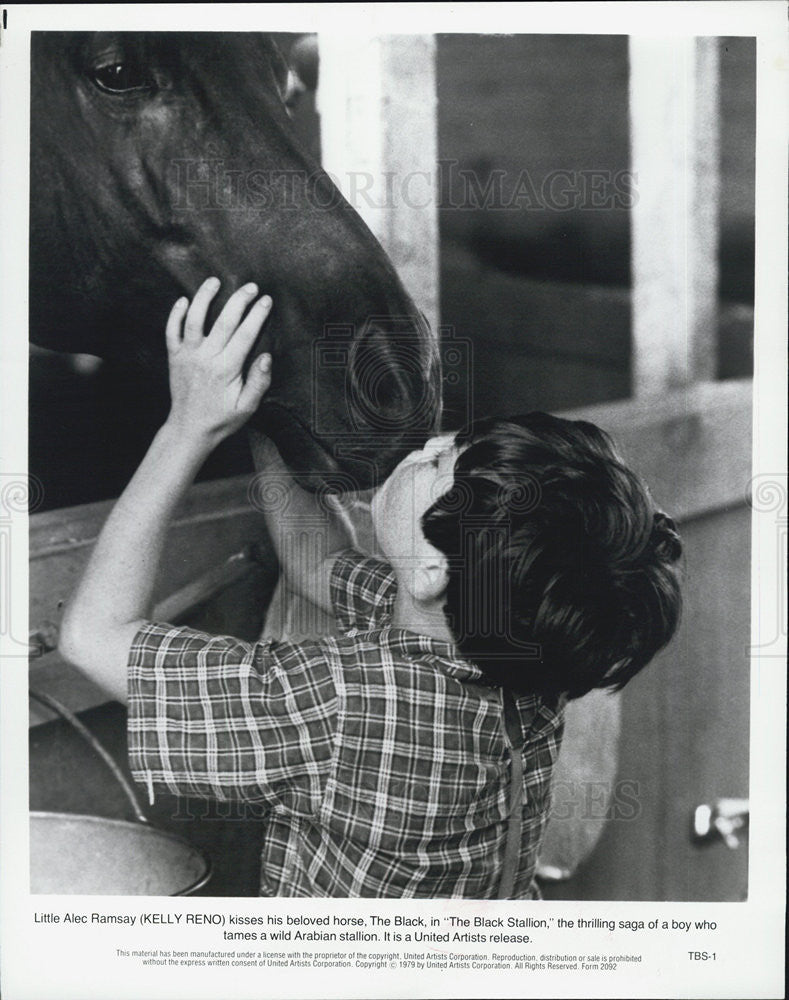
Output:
[60, 278, 683, 898]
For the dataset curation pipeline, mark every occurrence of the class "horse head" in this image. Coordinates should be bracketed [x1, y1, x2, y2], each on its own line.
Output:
[30, 32, 440, 491]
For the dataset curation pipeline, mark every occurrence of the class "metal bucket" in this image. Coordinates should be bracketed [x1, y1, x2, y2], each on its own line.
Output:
[30, 812, 210, 895]
[29, 689, 211, 896]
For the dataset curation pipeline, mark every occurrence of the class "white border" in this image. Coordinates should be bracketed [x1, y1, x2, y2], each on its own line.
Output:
[1, 4, 786, 999]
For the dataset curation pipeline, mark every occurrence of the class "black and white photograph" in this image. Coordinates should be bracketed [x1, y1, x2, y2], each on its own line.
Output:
[1, 3, 785, 999]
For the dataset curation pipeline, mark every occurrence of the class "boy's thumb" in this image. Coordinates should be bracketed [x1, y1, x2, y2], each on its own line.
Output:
[240, 353, 272, 408]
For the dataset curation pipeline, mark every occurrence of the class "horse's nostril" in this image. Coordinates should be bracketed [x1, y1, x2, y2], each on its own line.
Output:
[348, 322, 437, 434]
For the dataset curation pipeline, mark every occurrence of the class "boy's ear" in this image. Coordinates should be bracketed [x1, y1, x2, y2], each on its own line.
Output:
[409, 553, 449, 603]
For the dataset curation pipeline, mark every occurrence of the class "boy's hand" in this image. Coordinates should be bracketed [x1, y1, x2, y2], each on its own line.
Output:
[165, 277, 273, 446]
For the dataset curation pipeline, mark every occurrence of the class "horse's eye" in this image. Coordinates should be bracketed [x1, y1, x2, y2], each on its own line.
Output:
[90, 61, 153, 94]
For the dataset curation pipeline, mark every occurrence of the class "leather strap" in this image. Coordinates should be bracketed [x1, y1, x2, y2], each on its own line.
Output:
[497, 687, 525, 899]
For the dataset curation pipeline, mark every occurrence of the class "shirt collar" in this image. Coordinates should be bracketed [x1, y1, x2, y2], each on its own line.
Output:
[345, 621, 566, 733]
[374, 625, 491, 684]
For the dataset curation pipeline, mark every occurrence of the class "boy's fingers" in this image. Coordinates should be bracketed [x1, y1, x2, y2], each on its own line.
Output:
[165, 297, 188, 352]
[183, 277, 221, 344]
[209, 282, 260, 349]
[238, 353, 272, 412]
[225, 295, 273, 368]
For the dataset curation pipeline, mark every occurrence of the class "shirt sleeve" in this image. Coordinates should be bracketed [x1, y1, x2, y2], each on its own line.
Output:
[127, 621, 337, 809]
[329, 548, 397, 634]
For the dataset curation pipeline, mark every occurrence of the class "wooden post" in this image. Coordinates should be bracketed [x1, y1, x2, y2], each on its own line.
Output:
[629, 37, 720, 396]
[317, 34, 440, 334]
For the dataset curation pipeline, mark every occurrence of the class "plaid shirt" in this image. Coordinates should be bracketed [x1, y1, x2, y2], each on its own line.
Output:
[128, 550, 565, 898]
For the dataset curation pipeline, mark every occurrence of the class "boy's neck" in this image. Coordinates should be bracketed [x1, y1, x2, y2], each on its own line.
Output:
[392, 582, 456, 645]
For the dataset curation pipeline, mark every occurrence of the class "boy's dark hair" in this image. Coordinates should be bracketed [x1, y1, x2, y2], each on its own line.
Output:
[422, 413, 683, 701]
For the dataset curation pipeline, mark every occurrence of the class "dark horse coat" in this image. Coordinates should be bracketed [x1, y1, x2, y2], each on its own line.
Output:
[30, 32, 440, 490]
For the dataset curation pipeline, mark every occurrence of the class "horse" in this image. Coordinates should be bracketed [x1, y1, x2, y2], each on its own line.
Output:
[30, 32, 440, 493]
